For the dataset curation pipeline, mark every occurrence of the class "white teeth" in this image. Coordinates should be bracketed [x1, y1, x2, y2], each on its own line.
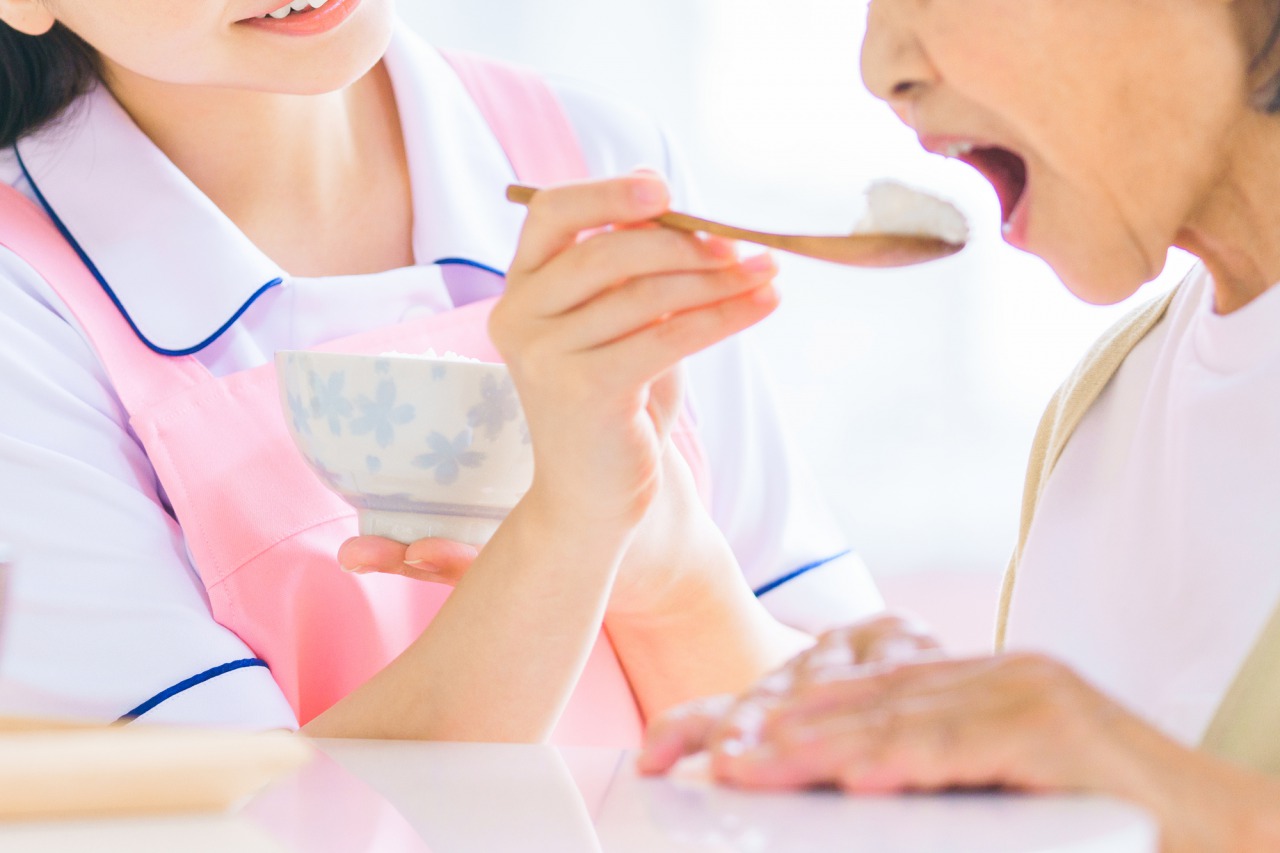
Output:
[259, 0, 329, 18]
[944, 141, 976, 158]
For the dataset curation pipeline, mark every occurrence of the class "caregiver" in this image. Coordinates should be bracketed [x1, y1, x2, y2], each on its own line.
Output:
[0, 0, 882, 742]
[638, 0, 1280, 849]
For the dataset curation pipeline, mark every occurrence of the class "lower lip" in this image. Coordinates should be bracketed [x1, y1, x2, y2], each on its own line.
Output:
[239, 0, 362, 36]
[1002, 189, 1031, 250]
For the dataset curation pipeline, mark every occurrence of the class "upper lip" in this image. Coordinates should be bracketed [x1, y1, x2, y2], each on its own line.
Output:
[918, 133, 1015, 159]
[241, 0, 299, 20]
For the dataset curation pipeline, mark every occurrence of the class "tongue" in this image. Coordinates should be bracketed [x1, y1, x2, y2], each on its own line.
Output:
[968, 147, 1027, 222]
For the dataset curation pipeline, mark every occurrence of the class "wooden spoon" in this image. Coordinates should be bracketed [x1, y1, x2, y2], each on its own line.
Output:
[506, 184, 964, 268]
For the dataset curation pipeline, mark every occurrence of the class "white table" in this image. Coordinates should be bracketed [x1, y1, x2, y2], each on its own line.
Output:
[0, 740, 1159, 852]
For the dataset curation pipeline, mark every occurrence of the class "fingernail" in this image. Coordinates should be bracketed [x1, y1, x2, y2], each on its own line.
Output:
[632, 178, 666, 207]
[704, 236, 738, 259]
[741, 253, 777, 274]
[341, 565, 373, 575]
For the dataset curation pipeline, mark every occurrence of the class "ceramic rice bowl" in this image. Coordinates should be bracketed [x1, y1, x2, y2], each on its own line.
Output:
[276, 350, 533, 547]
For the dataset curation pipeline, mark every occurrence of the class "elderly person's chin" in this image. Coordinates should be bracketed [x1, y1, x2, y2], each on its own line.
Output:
[1034, 226, 1168, 308]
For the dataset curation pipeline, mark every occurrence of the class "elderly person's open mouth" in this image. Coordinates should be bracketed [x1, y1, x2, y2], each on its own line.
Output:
[922, 136, 1030, 244]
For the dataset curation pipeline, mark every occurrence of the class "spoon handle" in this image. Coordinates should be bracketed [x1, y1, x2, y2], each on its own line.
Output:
[507, 184, 791, 251]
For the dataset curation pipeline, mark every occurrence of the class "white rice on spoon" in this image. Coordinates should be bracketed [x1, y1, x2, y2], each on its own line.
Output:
[853, 180, 970, 245]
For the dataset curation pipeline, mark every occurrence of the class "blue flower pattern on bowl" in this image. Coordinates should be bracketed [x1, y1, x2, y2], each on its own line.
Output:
[286, 391, 311, 436]
[310, 371, 353, 436]
[467, 374, 520, 441]
[278, 349, 534, 546]
[413, 430, 487, 485]
[351, 379, 416, 449]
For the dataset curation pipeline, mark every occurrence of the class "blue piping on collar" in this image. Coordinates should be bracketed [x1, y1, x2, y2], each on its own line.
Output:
[16, 145, 510, 357]
[14, 144, 285, 358]
[433, 256, 506, 278]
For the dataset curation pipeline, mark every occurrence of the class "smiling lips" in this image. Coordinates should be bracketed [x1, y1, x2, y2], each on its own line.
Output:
[239, 0, 360, 35]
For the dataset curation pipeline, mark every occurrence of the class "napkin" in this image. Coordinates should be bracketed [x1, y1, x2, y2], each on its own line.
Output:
[0, 719, 311, 822]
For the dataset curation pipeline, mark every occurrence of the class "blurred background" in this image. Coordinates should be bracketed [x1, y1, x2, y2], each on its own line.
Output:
[400, 0, 1194, 649]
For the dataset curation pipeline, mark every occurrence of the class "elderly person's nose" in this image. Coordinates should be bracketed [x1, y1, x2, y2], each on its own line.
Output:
[861, 0, 935, 118]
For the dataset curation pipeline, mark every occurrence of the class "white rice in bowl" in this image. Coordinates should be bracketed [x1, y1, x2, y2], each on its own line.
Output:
[380, 348, 485, 363]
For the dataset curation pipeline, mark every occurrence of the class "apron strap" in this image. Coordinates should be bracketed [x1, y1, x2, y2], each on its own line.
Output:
[0, 186, 210, 414]
[440, 51, 591, 187]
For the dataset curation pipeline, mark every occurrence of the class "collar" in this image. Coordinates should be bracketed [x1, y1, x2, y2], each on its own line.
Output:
[13, 24, 522, 356]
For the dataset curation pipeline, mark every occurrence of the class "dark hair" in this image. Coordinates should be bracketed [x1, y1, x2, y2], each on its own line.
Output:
[1250, 1, 1280, 112]
[0, 22, 100, 149]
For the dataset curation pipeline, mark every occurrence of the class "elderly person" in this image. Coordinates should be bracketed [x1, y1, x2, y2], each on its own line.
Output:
[637, 1, 1280, 849]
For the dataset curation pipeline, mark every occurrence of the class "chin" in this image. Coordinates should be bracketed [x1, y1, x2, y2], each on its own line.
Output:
[235, 8, 394, 96]
[1046, 253, 1151, 307]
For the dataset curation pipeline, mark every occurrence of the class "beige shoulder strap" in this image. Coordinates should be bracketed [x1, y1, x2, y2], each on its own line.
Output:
[995, 289, 1177, 649]
[1202, 599, 1280, 772]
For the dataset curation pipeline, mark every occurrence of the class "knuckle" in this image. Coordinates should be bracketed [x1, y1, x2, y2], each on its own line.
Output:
[526, 186, 566, 221]
[1005, 651, 1071, 686]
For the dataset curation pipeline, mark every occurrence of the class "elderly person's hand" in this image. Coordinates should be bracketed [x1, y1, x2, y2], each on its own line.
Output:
[643, 651, 1280, 853]
[636, 613, 942, 774]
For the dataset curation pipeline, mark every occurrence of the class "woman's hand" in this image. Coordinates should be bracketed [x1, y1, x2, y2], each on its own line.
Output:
[493, 173, 778, 532]
[338, 172, 783, 609]
[637, 614, 942, 774]
[644, 650, 1280, 853]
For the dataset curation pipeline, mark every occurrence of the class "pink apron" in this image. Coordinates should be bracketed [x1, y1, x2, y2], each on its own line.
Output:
[0, 52, 711, 746]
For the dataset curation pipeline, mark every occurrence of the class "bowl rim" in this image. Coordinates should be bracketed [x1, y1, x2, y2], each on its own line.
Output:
[274, 349, 507, 370]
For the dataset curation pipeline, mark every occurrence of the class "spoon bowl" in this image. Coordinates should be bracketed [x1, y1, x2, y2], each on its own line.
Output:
[507, 184, 965, 268]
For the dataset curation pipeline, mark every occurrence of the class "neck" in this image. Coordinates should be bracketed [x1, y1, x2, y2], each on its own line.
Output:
[101, 61, 413, 275]
[1177, 111, 1280, 314]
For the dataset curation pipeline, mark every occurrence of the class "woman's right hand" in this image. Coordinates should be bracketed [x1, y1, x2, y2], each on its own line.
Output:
[491, 173, 779, 533]
[339, 172, 779, 586]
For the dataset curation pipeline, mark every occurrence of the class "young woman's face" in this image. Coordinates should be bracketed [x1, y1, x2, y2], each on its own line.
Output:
[31, 0, 395, 94]
[861, 0, 1252, 304]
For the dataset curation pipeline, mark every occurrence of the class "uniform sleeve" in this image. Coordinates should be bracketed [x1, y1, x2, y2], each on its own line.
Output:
[0, 248, 297, 729]
[553, 82, 884, 634]
[683, 337, 884, 633]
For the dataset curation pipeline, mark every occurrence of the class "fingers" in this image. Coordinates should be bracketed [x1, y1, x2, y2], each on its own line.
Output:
[337, 536, 407, 574]
[580, 279, 780, 390]
[514, 226, 741, 319]
[637, 694, 736, 776]
[556, 255, 779, 351]
[336, 536, 479, 585]
[709, 654, 1106, 795]
[509, 175, 672, 276]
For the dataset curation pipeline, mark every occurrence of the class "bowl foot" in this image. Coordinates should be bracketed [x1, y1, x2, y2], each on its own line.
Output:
[357, 510, 502, 548]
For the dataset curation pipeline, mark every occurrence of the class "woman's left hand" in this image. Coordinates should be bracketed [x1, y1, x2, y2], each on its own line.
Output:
[643, 652, 1280, 853]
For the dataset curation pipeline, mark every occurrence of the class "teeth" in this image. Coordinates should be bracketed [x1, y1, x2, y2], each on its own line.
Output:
[260, 0, 329, 18]
[943, 141, 976, 158]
